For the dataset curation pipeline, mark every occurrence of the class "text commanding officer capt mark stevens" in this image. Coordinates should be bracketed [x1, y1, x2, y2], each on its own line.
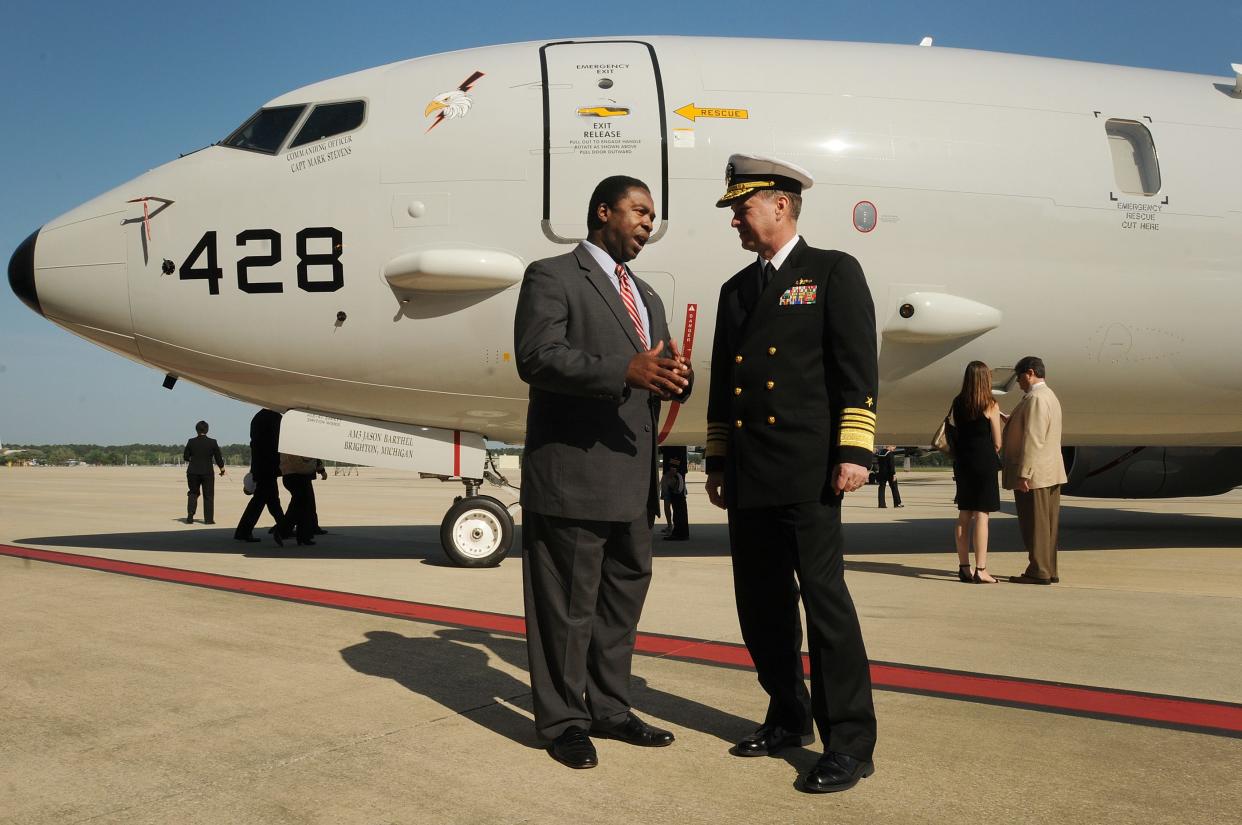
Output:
[705, 154, 879, 794]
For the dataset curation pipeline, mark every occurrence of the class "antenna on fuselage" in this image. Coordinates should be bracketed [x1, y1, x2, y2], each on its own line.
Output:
[919, 36, 934, 47]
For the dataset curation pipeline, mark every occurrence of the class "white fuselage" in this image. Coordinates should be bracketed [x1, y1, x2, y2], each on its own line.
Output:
[16, 37, 1242, 447]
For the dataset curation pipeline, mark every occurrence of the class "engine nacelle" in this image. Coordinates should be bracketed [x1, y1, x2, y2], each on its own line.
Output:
[1062, 447, 1242, 498]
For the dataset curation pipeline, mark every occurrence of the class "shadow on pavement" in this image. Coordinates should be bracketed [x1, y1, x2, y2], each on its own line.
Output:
[14, 525, 451, 560]
[338, 627, 818, 768]
[15, 501, 1241, 567]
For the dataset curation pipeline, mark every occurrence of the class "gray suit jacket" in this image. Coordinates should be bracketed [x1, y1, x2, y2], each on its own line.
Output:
[515, 244, 690, 522]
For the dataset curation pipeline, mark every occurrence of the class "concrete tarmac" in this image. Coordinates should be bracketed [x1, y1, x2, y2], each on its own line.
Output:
[1, 466, 1239, 824]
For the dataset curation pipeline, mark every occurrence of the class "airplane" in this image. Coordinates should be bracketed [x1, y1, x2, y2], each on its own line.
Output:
[8, 36, 1242, 567]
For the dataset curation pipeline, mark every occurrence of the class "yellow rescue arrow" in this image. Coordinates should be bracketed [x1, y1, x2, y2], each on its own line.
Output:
[674, 103, 749, 122]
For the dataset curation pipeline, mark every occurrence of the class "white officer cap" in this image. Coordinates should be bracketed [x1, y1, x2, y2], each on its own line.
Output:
[716, 153, 814, 208]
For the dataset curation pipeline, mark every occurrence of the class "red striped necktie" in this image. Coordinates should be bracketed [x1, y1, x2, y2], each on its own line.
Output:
[615, 263, 649, 349]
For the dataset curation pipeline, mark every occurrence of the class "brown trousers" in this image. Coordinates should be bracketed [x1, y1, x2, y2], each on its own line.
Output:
[1014, 485, 1061, 580]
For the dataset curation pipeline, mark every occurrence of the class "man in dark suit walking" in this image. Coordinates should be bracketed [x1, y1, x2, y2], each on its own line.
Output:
[233, 408, 285, 542]
[706, 154, 879, 793]
[183, 420, 225, 524]
[876, 446, 903, 508]
[515, 175, 692, 769]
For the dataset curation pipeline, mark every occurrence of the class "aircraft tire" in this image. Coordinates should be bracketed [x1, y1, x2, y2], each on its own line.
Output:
[440, 495, 513, 567]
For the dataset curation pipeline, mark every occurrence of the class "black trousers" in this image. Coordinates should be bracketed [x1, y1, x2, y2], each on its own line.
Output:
[278, 474, 315, 543]
[186, 472, 215, 522]
[878, 476, 901, 507]
[234, 475, 284, 538]
[728, 501, 876, 760]
[669, 494, 689, 538]
[522, 510, 652, 742]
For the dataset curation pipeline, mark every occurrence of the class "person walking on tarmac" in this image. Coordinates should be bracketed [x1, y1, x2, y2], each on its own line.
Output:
[234, 408, 284, 542]
[875, 446, 903, 508]
[183, 420, 225, 524]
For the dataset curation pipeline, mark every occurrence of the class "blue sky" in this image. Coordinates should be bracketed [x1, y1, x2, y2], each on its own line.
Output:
[2, 0, 1239, 445]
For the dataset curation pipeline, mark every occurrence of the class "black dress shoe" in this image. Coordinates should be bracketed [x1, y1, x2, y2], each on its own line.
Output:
[1010, 575, 1052, 585]
[203, 520, 215, 525]
[591, 712, 674, 747]
[234, 535, 262, 543]
[799, 751, 875, 793]
[268, 526, 284, 547]
[314, 528, 328, 535]
[549, 726, 597, 769]
[1051, 576, 1060, 583]
[732, 724, 813, 757]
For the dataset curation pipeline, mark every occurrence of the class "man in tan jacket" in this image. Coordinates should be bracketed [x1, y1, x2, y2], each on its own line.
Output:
[1001, 356, 1068, 584]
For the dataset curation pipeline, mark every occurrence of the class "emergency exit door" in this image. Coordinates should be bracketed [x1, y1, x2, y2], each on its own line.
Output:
[540, 40, 669, 243]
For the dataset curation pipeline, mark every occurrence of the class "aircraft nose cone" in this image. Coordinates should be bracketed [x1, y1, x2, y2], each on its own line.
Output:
[8, 229, 42, 316]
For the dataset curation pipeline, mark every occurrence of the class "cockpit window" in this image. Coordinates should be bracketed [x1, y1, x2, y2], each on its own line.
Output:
[221, 105, 307, 154]
[288, 101, 366, 148]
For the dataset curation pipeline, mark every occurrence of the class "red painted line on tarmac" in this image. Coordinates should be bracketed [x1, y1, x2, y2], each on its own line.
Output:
[4, 543, 1240, 738]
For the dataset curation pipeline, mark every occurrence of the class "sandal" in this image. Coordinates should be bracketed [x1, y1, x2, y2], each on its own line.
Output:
[972, 566, 998, 584]
[957, 564, 973, 583]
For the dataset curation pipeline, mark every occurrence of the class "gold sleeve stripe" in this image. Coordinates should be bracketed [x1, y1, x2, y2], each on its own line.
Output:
[841, 407, 877, 422]
[840, 415, 877, 429]
[839, 430, 876, 451]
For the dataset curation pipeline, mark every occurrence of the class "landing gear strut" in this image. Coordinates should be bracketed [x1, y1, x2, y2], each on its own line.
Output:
[437, 455, 518, 567]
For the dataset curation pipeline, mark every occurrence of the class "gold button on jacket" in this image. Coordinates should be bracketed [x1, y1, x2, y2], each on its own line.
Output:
[704, 243, 879, 508]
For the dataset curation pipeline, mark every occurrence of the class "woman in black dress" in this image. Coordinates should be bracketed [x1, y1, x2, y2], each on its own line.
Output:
[950, 361, 1003, 583]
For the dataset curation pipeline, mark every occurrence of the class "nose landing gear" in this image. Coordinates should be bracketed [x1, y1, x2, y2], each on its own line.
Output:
[440, 493, 513, 567]
[436, 455, 518, 567]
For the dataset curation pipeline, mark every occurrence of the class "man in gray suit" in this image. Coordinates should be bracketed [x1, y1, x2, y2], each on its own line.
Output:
[515, 175, 692, 769]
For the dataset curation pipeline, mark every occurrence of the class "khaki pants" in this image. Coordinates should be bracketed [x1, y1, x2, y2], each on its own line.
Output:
[1014, 485, 1060, 580]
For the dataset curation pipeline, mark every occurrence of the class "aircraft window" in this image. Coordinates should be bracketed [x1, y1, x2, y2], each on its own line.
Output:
[222, 105, 307, 154]
[1105, 119, 1161, 196]
[288, 101, 366, 148]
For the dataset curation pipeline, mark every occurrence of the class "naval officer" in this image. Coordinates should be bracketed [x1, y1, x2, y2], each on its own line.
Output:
[515, 175, 692, 769]
[705, 154, 879, 793]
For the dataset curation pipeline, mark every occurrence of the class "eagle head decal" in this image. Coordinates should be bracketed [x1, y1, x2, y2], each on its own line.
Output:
[424, 70, 485, 132]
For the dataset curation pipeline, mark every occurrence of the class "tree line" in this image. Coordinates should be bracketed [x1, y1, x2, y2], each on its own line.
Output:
[3, 443, 251, 467]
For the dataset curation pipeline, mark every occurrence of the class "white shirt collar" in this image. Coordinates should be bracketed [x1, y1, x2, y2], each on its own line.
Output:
[1024, 379, 1047, 397]
[759, 234, 801, 272]
[581, 239, 620, 276]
